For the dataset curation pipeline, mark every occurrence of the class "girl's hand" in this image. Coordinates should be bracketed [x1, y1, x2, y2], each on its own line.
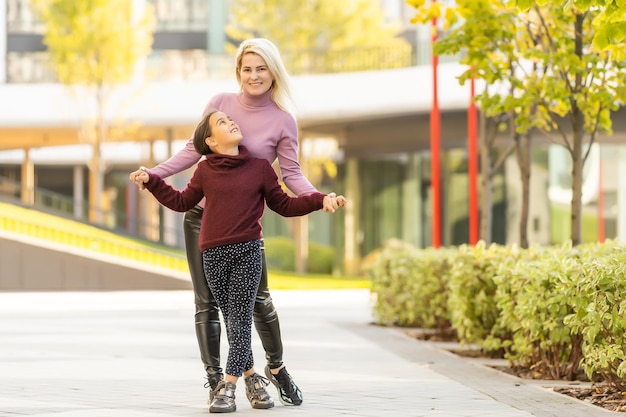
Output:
[129, 167, 150, 190]
[323, 193, 348, 213]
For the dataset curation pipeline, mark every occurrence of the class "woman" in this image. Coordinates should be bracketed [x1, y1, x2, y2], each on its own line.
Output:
[129, 38, 340, 407]
[135, 109, 345, 413]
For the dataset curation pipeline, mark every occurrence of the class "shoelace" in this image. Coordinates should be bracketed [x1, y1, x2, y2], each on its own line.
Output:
[204, 375, 223, 390]
[215, 381, 236, 399]
[248, 374, 271, 398]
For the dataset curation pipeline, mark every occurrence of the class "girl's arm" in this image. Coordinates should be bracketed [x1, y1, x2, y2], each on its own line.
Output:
[261, 162, 325, 216]
[141, 171, 204, 213]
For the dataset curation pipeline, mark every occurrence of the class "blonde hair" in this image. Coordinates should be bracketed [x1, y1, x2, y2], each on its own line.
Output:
[235, 38, 296, 115]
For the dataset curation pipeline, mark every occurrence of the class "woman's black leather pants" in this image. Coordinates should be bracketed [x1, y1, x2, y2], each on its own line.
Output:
[183, 205, 284, 378]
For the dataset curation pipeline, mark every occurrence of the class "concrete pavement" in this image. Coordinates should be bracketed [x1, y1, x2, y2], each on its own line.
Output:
[0, 290, 618, 417]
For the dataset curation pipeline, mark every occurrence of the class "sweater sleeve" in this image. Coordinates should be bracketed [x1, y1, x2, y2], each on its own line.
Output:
[148, 101, 215, 179]
[144, 171, 204, 213]
[261, 161, 325, 216]
[275, 114, 318, 196]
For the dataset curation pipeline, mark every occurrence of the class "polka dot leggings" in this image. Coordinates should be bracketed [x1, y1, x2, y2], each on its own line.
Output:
[202, 239, 262, 377]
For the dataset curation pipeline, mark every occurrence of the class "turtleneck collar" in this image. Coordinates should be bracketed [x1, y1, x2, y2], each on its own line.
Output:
[205, 146, 250, 169]
[239, 88, 274, 108]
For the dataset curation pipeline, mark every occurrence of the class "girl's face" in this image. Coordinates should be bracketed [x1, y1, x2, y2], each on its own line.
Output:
[206, 112, 242, 152]
[239, 53, 274, 96]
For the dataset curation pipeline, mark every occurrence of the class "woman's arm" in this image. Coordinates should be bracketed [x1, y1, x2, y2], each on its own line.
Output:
[147, 139, 201, 179]
[275, 115, 318, 196]
[137, 101, 217, 179]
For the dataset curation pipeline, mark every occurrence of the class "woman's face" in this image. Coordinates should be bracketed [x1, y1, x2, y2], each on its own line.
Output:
[239, 53, 274, 96]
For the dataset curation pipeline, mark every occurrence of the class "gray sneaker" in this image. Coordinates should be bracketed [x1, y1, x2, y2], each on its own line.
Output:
[264, 366, 303, 406]
[209, 380, 236, 413]
[244, 373, 275, 409]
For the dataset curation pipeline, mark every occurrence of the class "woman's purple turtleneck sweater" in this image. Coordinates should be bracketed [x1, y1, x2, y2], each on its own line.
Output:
[149, 90, 317, 208]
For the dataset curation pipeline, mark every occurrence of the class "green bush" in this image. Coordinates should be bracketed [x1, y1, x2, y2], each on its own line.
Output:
[369, 238, 626, 387]
[263, 236, 335, 274]
[447, 242, 516, 352]
[368, 240, 454, 330]
[493, 242, 584, 380]
[563, 241, 626, 389]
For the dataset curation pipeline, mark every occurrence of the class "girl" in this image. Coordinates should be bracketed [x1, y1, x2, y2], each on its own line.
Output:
[135, 109, 346, 413]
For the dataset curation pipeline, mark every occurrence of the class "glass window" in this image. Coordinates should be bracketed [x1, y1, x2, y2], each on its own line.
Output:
[7, 52, 56, 83]
[145, 50, 232, 81]
[7, 0, 45, 33]
[150, 0, 209, 31]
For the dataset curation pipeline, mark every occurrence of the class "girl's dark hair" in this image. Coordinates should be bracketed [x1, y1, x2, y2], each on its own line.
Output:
[193, 109, 219, 155]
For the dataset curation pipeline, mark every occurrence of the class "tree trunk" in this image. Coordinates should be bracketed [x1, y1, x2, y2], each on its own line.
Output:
[479, 111, 492, 243]
[570, 123, 584, 246]
[88, 146, 101, 224]
[516, 133, 531, 249]
[89, 85, 106, 225]
[570, 14, 584, 246]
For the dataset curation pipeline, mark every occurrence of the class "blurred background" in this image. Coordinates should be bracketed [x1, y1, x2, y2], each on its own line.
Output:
[1, 0, 626, 290]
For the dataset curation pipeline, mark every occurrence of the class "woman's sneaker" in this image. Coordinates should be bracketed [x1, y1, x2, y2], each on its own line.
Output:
[204, 373, 224, 404]
[244, 373, 274, 409]
[264, 366, 303, 406]
[209, 380, 237, 413]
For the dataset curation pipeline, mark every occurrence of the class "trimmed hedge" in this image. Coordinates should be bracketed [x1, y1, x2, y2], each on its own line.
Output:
[368, 239, 626, 388]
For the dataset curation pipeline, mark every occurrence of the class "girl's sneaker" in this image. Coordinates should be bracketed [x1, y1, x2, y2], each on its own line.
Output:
[244, 373, 274, 409]
[209, 381, 237, 413]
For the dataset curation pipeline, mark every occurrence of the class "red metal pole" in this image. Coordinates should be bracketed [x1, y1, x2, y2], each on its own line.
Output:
[468, 76, 479, 244]
[431, 16, 441, 248]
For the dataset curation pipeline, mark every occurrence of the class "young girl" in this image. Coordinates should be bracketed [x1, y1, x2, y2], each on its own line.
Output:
[135, 109, 346, 413]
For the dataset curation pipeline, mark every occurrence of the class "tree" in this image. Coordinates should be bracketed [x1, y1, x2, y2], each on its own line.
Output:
[513, 4, 626, 245]
[32, 0, 154, 224]
[226, 0, 411, 73]
[408, 0, 626, 246]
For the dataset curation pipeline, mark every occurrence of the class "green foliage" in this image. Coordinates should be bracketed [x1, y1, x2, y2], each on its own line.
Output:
[493, 243, 584, 380]
[32, 0, 154, 223]
[227, 0, 411, 73]
[511, 0, 626, 60]
[371, 238, 626, 386]
[32, 0, 154, 87]
[563, 241, 626, 389]
[447, 242, 519, 352]
[408, 0, 626, 138]
[368, 240, 454, 330]
[264, 236, 335, 274]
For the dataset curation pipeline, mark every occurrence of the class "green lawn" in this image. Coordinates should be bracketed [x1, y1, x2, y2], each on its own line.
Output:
[0, 201, 370, 290]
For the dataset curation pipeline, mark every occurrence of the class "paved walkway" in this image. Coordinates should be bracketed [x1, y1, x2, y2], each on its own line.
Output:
[0, 290, 618, 417]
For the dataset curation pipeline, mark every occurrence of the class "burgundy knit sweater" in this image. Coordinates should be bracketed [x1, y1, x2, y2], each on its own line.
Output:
[144, 146, 326, 251]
